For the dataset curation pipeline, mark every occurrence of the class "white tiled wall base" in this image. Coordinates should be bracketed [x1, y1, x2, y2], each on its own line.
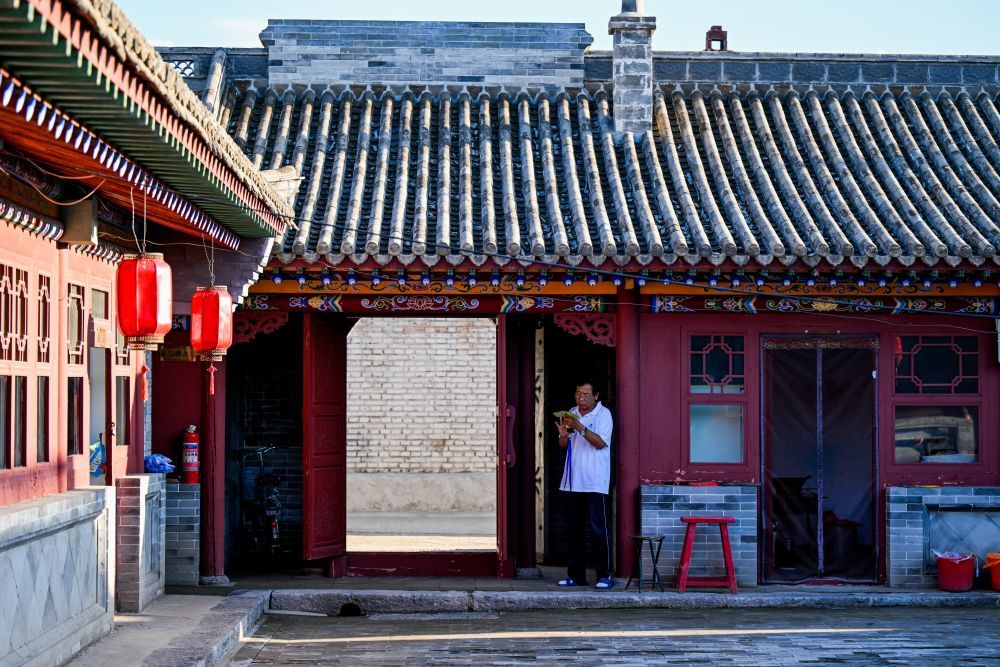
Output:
[0, 488, 115, 666]
[887, 486, 1000, 588]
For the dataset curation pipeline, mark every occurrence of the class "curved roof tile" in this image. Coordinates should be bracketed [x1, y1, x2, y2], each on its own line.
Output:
[223, 85, 1000, 269]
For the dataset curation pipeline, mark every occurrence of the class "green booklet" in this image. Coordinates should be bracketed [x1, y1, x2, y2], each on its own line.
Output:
[552, 410, 579, 420]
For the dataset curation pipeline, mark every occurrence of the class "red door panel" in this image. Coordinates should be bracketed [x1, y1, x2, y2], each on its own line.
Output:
[302, 313, 348, 561]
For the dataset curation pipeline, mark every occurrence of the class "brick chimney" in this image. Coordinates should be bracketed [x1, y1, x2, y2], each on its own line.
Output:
[609, 0, 656, 136]
[705, 25, 728, 51]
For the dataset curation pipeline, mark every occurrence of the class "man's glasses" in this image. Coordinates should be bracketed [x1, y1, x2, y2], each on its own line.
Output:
[575, 392, 594, 398]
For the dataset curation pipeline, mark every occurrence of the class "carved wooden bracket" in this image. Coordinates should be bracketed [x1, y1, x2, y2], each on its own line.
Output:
[233, 311, 289, 345]
[553, 313, 616, 348]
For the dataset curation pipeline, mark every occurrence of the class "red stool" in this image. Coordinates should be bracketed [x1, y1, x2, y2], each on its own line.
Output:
[676, 516, 738, 594]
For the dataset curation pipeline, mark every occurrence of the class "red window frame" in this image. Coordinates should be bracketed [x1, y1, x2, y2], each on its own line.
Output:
[683, 332, 750, 465]
[640, 313, 998, 488]
[888, 333, 985, 472]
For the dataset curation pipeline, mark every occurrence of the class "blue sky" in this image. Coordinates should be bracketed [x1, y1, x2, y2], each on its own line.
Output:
[118, 0, 999, 55]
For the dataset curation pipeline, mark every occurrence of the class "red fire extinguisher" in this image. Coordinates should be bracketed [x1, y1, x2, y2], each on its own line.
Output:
[182, 425, 199, 484]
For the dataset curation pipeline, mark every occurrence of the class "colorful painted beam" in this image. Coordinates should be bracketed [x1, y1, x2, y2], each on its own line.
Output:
[650, 295, 998, 316]
[240, 293, 609, 314]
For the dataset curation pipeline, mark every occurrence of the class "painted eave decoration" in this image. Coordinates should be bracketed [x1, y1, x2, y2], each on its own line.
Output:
[0, 0, 292, 241]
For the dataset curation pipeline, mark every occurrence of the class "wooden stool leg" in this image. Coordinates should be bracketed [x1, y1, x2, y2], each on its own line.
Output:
[650, 538, 665, 592]
[676, 523, 697, 593]
[719, 523, 738, 594]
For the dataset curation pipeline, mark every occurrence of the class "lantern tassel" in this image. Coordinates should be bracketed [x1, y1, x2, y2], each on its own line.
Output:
[139, 363, 149, 401]
[208, 363, 217, 396]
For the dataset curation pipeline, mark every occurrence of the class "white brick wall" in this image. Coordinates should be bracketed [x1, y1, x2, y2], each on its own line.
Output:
[347, 318, 496, 473]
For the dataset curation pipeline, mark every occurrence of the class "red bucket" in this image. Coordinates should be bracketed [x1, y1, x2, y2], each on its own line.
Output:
[937, 554, 975, 592]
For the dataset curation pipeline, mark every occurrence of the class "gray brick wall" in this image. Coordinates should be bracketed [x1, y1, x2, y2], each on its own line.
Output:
[165, 483, 200, 585]
[260, 20, 592, 88]
[116, 474, 166, 612]
[650, 53, 1000, 89]
[640, 485, 758, 587]
[887, 486, 1000, 588]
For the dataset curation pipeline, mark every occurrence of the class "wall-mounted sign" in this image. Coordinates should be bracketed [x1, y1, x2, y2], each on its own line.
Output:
[159, 345, 194, 362]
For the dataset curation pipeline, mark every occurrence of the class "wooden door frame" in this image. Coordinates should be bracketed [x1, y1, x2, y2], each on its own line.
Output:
[307, 312, 535, 578]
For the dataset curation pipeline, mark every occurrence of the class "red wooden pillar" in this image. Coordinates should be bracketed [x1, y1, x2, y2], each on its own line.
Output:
[514, 319, 537, 571]
[615, 291, 641, 578]
[199, 359, 228, 584]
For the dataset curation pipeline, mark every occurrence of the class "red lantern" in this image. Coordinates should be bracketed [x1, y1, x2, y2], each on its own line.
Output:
[116, 253, 172, 350]
[191, 285, 233, 361]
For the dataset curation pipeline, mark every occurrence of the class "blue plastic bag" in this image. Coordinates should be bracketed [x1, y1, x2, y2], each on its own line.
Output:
[89, 439, 106, 479]
[144, 453, 175, 474]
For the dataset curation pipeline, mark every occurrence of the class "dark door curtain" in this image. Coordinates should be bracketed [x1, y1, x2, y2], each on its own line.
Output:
[762, 336, 877, 583]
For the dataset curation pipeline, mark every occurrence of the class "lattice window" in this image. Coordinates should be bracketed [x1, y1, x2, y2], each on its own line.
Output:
[37, 376, 49, 463]
[37, 275, 50, 364]
[690, 335, 745, 394]
[92, 289, 108, 319]
[67, 284, 85, 365]
[894, 336, 978, 394]
[115, 376, 130, 447]
[12, 376, 25, 467]
[169, 59, 196, 77]
[686, 334, 748, 465]
[0, 264, 29, 363]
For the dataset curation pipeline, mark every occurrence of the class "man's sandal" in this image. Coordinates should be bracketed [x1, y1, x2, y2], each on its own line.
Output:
[595, 577, 614, 590]
[557, 578, 586, 587]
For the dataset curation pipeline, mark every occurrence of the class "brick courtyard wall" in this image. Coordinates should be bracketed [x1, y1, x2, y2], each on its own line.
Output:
[115, 474, 165, 612]
[639, 485, 758, 587]
[259, 20, 592, 88]
[165, 483, 200, 585]
[887, 486, 1000, 588]
[347, 318, 496, 474]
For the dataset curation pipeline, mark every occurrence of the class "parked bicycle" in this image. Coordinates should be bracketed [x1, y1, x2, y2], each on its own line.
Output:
[239, 446, 283, 564]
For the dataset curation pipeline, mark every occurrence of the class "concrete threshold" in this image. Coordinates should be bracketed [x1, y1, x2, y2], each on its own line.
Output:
[269, 587, 1000, 616]
[68, 591, 269, 667]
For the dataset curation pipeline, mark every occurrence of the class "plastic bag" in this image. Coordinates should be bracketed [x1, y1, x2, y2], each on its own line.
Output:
[89, 440, 106, 478]
[144, 453, 175, 474]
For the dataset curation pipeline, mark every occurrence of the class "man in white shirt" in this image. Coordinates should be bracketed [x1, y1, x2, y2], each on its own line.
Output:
[556, 378, 614, 589]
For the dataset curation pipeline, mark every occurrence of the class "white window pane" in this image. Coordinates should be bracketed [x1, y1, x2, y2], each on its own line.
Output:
[690, 404, 743, 463]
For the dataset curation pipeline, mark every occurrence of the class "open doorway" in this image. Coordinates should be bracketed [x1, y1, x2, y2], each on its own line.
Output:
[345, 317, 497, 553]
[538, 319, 616, 569]
[88, 346, 110, 486]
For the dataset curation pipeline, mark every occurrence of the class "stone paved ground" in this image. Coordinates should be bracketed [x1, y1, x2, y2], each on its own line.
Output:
[228, 607, 1000, 665]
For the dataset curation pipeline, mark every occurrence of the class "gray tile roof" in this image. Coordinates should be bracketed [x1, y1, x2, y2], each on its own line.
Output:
[222, 85, 1000, 270]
